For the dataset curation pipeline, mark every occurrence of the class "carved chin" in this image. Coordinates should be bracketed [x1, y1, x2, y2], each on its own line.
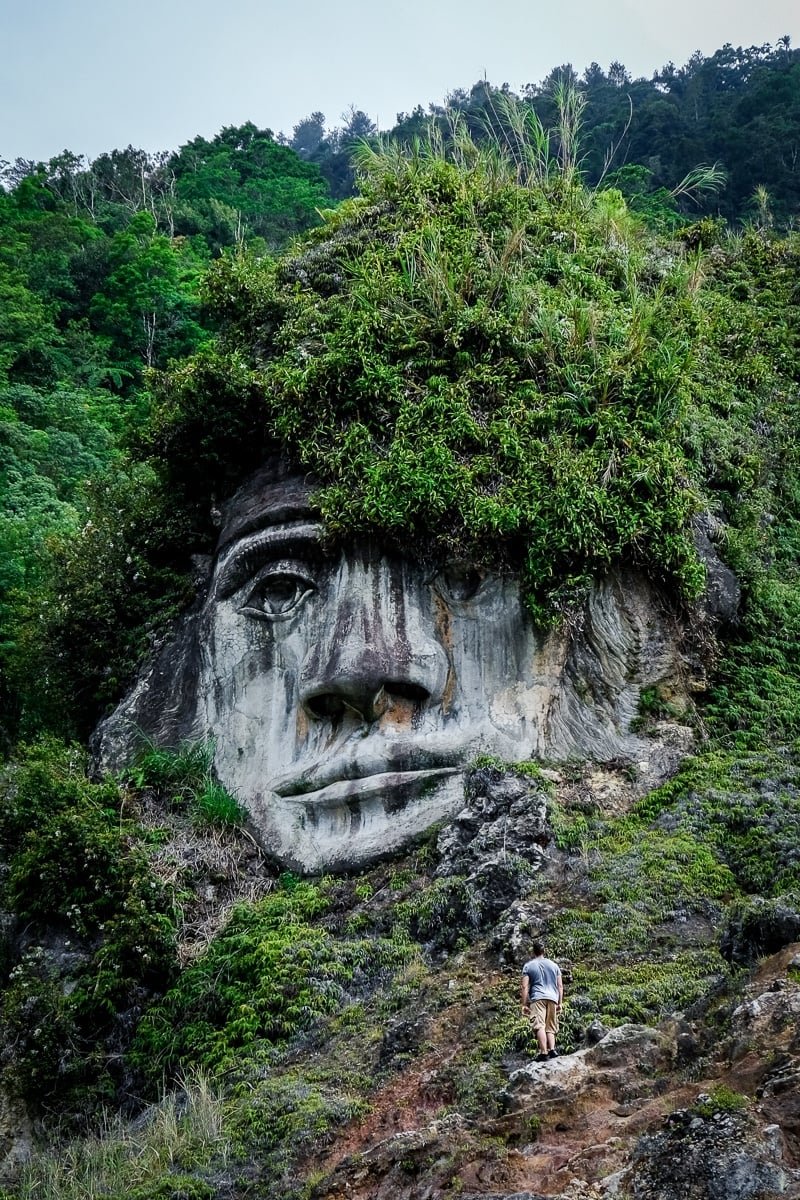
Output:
[250, 770, 466, 872]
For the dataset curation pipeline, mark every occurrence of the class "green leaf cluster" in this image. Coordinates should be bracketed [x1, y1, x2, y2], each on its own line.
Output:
[130, 878, 411, 1079]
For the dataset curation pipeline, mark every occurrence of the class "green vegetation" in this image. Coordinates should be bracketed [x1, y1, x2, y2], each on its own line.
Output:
[131, 877, 412, 1080]
[2, 42, 800, 1200]
[543, 747, 800, 1043]
[0, 125, 333, 744]
[158, 124, 706, 622]
[4, 1071, 226, 1200]
[690, 1085, 749, 1117]
[0, 740, 178, 1113]
[127, 740, 245, 828]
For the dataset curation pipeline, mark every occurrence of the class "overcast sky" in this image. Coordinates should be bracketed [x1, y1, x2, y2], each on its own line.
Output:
[1, 0, 798, 164]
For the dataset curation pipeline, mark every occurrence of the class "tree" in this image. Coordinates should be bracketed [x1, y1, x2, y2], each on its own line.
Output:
[291, 112, 327, 158]
[170, 123, 330, 250]
[89, 212, 205, 372]
[608, 60, 631, 87]
[338, 106, 378, 144]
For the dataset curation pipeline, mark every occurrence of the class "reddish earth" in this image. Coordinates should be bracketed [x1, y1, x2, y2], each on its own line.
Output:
[305, 946, 800, 1199]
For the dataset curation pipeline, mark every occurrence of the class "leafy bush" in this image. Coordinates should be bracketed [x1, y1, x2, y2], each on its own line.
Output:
[560, 951, 729, 1050]
[227, 1072, 368, 1192]
[637, 750, 800, 896]
[720, 893, 800, 964]
[160, 139, 707, 622]
[690, 1085, 749, 1117]
[393, 876, 482, 948]
[10, 464, 194, 737]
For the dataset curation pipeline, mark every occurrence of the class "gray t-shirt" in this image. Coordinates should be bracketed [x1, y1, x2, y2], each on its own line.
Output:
[522, 956, 561, 1003]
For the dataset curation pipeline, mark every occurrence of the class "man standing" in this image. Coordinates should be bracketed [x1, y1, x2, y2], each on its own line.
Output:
[521, 942, 563, 1063]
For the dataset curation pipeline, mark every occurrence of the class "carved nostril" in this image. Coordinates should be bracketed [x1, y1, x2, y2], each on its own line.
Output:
[305, 693, 348, 721]
[386, 681, 430, 706]
[303, 680, 430, 723]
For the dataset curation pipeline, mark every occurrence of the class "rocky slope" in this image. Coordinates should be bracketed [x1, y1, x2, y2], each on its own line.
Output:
[3, 749, 800, 1199]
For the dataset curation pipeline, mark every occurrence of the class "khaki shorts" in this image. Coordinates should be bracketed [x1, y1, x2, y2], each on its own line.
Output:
[529, 999, 559, 1036]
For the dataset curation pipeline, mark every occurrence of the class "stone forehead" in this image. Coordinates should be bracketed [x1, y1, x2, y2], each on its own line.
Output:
[217, 467, 315, 552]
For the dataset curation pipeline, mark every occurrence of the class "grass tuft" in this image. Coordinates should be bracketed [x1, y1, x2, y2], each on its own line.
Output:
[9, 1071, 227, 1200]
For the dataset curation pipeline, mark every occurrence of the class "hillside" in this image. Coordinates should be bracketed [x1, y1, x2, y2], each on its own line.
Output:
[1, 51, 800, 1200]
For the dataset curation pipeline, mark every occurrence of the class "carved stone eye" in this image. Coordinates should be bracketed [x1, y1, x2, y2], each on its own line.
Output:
[240, 572, 316, 620]
[437, 566, 485, 603]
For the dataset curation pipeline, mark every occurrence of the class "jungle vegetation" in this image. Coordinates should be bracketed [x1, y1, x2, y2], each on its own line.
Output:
[2, 37, 800, 741]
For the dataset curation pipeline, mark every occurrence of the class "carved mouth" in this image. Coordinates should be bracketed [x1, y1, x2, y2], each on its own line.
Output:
[273, 767, 461, 808]
[271, 745, 466, 807]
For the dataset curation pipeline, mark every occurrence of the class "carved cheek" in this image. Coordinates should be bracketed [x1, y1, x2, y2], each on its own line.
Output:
[201, 600, 311, 719]
[432, 588, 457, 715]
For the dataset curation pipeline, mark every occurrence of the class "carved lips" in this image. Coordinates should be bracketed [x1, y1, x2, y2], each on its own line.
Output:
[274, 767, 461, 809]
[270, 741, 466, 808]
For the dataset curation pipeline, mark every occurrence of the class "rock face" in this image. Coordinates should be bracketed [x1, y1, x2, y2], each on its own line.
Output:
[316, 1009, 800, 1200]
[0, 1085, 32, 1186]
[628, 1108, 793, 1200]
[96, 466, 698, 873]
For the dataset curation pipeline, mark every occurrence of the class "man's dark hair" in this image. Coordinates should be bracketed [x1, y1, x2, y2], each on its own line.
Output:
[533, 941, 545, 956]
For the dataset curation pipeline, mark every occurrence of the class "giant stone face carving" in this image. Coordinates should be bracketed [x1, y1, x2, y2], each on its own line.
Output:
[98, 466, 691, 872]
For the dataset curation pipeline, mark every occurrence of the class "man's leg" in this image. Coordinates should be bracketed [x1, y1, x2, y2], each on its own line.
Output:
[545, 1002, 559, 1054]
[531, 1001, 548, 1056]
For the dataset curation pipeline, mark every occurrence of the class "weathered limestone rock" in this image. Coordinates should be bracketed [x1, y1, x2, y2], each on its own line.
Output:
[96, 467, 703, 873]
[509, 1025, 674, 1111]
[0, 1086, 31, 1186]
[624, 1107, 796, 1199]
[435, 766, 552, 878]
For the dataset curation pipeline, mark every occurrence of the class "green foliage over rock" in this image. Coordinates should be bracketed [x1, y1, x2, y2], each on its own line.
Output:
[635, 749, 800, 896]
[155, 139, 710, 619]
[0, 740, 178, 1112]
[131, 877, 412, 1081]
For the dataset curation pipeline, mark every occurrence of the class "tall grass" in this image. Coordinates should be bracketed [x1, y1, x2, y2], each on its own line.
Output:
[353, 84, 587, 196]
[126, 737, 244, 828]
[11, 1071, 228, 1200]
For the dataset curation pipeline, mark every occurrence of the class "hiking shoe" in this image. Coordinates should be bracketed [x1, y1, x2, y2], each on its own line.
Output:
[535, 1053, 549, 1063]
[547, 1049, 559, 1059]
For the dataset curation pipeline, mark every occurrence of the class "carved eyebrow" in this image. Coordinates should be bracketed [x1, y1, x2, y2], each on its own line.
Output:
[213, 521, 323, 600]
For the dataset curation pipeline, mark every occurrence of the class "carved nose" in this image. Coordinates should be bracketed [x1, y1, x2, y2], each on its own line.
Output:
[298, 556, 447, 725]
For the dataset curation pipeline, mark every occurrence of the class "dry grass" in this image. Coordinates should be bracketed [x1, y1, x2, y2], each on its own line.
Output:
[125, 787, 276, 966]
[13, 1071, 228, 1199]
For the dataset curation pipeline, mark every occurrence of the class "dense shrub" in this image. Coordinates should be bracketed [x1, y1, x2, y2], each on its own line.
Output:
[0, 740, 177, 1111]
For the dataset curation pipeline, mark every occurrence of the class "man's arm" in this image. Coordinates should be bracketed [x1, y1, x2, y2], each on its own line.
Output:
[557, 968, 564, 1007]
[520, 973, 530, 1012]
